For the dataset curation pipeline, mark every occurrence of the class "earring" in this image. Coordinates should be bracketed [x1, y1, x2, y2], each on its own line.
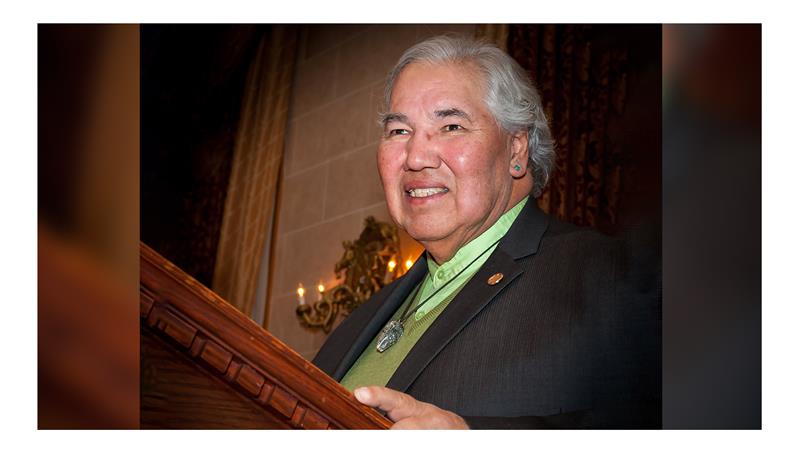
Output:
[514, 164, 521, 171]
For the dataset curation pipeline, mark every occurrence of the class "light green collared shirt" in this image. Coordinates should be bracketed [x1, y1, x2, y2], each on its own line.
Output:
[340, 197, 529, 391]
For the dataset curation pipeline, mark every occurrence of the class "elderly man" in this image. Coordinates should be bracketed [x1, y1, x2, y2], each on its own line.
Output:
[312, 35, 658, 429]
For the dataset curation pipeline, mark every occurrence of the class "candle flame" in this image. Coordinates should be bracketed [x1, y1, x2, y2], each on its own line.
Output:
[387, 260, 396, 272]
[317, 282, 325, 293]
[297, 284, 305, 297]
[405, 258, 413, 270]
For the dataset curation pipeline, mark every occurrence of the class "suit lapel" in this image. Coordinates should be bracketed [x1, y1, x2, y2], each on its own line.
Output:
[385, 248, 522, 393]
[385, 197, 550, 393]
[331, 258, 428, 380]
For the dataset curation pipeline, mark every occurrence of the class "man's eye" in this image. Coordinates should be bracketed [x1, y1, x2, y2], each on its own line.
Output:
[444, 124, 464, 132]
[388, 129, 410, 136]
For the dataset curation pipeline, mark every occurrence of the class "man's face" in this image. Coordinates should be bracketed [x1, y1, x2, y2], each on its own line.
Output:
[377, 62, 519, 261]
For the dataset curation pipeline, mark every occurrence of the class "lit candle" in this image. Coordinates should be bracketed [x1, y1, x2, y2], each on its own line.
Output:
[317, 281, 325, 301]
[384, 260, 397, 284]
[405, 258, 413, 272]
[297, 283, 306, 305]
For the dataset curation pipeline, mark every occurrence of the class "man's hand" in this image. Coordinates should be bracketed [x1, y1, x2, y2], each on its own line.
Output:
[353, 386, 469, 430]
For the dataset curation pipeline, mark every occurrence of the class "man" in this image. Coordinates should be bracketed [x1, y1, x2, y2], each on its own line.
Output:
[313, 35, 659, 429]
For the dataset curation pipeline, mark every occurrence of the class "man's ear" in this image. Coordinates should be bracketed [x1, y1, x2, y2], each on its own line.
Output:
[509, 131, 529, 178]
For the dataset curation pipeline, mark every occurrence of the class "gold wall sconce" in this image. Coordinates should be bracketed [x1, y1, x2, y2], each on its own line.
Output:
[296, 216, 414, 333]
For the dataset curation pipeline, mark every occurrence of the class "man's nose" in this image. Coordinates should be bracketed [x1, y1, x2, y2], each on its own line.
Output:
[404, 131, 440, 171]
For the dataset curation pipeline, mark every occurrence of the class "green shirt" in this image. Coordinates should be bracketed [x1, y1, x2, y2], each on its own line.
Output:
[340, 197, 529, 391]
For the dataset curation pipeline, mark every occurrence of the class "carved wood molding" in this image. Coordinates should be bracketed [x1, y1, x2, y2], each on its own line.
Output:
[140, 242, 391, 429]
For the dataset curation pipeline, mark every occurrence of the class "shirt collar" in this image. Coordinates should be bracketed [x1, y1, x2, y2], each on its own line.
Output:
[426, 197, 529, 288]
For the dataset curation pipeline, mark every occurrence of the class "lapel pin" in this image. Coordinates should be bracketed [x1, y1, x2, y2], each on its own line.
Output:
[487, 273, 504, 285]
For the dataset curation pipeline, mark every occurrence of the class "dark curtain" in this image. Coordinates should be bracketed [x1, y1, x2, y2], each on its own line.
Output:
[141, 25, 265, 286]
[508, 25, 660, 235]
[509, 26, 663, 427]
[213, 25, 299, 322]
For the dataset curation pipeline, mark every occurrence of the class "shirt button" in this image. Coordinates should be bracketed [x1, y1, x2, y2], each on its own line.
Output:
[436, 272, 445, 279]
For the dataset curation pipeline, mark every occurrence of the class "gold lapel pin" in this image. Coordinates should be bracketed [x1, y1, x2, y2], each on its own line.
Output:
[487, 273, 504, 285]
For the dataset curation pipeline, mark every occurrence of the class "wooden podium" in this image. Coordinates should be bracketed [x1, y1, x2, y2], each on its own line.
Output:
[140, 243, 391, 429]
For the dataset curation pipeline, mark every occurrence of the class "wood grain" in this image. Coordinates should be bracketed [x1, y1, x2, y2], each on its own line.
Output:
[140, 242, 391, 429]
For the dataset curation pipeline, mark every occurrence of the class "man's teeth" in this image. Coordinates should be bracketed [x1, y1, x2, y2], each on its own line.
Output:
[407, 187, 448, 198]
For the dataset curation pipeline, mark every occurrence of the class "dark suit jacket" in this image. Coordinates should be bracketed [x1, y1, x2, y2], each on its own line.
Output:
[313, 198, 660, 429]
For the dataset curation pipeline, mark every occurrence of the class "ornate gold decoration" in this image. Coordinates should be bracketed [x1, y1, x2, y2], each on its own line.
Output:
[296, 216, 402, 333]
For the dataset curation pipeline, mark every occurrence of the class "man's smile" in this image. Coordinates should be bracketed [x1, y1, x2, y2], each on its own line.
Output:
[406, 187, 449, 198]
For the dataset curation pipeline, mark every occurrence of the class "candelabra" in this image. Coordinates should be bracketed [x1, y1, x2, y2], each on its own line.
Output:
[296, 216, 409, 333]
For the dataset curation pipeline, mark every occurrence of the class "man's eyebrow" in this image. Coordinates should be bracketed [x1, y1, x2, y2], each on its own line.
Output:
[379, 112, 410, 127]
[434, 108, 473, 122]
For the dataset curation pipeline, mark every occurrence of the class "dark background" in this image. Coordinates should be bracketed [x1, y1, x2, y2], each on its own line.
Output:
[140, 25, 266, 287]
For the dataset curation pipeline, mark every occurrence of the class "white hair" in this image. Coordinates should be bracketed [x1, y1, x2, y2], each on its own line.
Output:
[382, 34, 555, 197]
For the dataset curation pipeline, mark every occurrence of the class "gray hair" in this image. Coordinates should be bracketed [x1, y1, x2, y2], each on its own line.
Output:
[382, 35, 555, 198]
